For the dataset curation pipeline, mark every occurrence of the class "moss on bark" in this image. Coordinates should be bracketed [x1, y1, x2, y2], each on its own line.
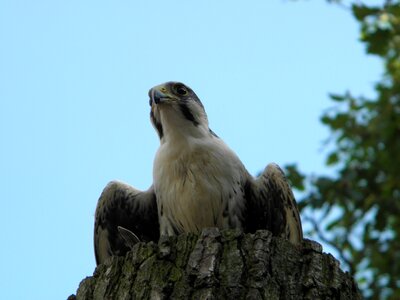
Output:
[69, 229, 361, 300]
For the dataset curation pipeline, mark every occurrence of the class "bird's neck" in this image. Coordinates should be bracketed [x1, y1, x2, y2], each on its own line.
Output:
[159, 107, 210, 145]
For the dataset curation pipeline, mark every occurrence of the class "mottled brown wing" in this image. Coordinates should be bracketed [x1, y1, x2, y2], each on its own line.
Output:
[94, 181, 159, 265]
[244, 163, 303, 245]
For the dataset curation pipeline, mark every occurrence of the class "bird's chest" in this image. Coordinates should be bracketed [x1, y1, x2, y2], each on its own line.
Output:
[153, 142, 239, 234]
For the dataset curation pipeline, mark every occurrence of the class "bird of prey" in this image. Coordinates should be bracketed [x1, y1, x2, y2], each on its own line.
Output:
[94, 82, 303, 265]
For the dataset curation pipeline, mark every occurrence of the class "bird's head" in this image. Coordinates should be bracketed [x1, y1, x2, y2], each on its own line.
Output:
[149, 82, 209, 140]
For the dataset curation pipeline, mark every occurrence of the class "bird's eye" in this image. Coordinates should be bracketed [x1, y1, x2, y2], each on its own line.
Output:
[175, 84, 188, 96]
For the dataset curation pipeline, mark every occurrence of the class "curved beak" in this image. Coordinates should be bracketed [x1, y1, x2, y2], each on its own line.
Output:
[149, 87, 171, 105]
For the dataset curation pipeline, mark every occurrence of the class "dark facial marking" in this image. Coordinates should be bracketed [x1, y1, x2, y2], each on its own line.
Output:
[179, 103, 199, 126]
[150, 110, 164, 139]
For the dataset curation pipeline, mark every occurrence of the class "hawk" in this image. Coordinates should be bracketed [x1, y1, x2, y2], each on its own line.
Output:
[94, 82, 303, 265]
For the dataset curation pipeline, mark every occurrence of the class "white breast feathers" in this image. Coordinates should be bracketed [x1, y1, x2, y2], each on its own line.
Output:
[153, 135, 247, 236]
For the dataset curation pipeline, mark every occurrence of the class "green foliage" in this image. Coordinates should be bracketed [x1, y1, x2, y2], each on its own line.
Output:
[286, 1, 400, 299]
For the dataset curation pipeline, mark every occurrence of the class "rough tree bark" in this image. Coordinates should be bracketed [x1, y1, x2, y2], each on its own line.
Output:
[69, 228, 361, 300]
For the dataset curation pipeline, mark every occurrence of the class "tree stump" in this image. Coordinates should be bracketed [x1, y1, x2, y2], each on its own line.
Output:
[69, 228, 361, 300]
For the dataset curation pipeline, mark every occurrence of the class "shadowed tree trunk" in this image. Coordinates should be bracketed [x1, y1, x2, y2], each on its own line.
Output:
[68, 228, 361, 300]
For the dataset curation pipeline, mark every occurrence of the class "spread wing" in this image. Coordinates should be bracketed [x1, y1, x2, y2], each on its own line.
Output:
[94, 180, 159, 265]
[244, 163, 303, 245]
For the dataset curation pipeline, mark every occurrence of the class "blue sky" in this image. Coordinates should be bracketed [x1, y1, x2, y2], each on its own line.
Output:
[0, 1, 381, 299]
